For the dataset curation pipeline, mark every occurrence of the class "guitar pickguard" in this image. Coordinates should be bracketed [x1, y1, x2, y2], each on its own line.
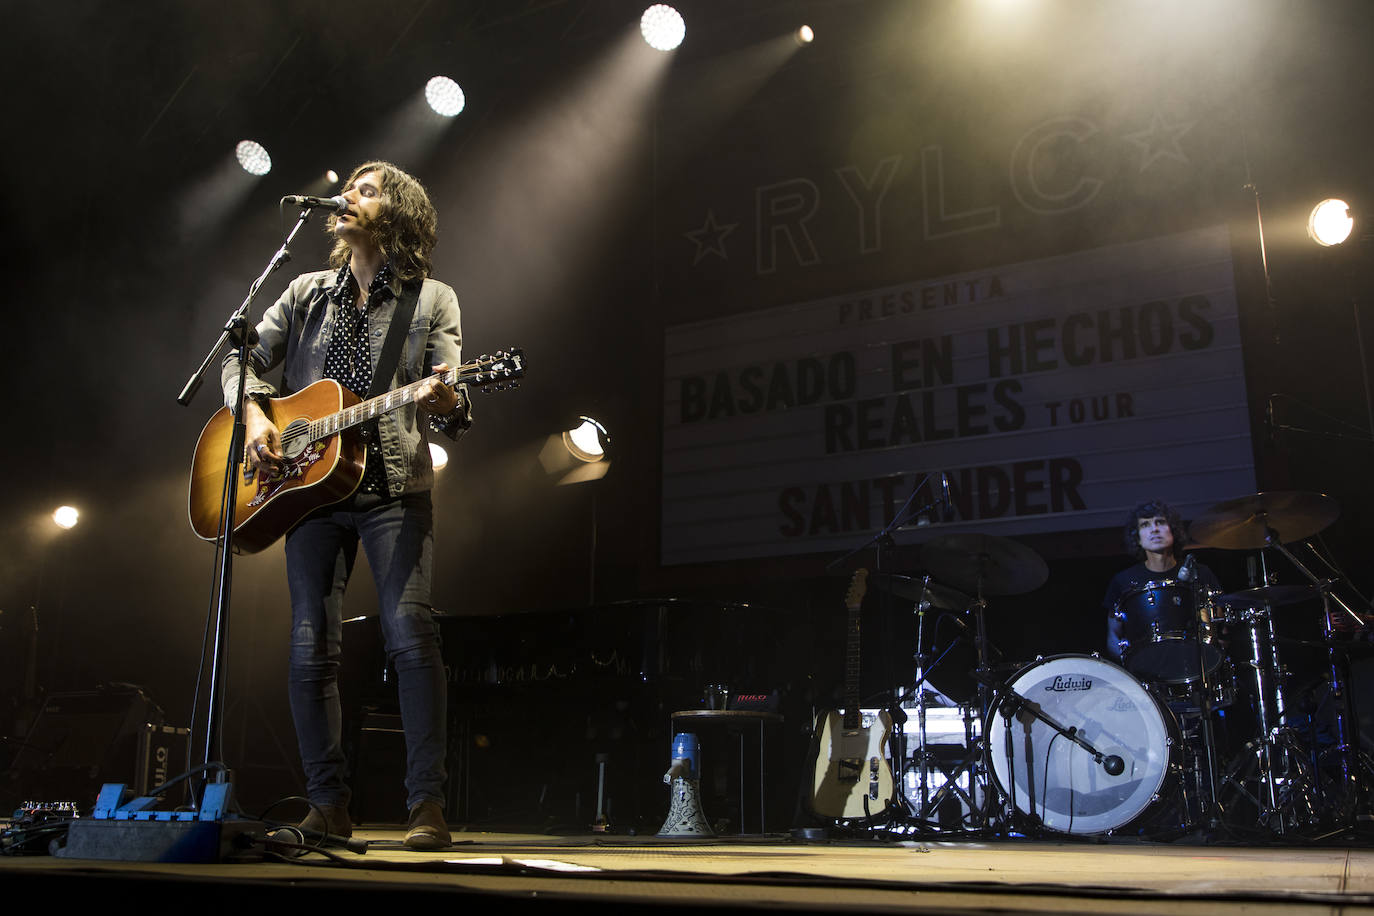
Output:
[245, 441, 328, 508]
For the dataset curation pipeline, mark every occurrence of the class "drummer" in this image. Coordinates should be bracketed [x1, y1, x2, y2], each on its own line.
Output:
[1103, 498, 1222, 663]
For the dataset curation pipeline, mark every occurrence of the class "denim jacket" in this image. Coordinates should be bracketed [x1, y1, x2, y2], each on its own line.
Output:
[222, 268, 470, 497]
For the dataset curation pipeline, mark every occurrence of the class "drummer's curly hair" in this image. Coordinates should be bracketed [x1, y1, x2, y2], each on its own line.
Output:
[1123, 498, 1188, 559]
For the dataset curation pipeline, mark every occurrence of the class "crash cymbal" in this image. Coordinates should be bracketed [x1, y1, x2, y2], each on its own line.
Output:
[1189, 491, 1339, 550]
[868, 573, 970, 610]
[1217, 584, 1319, 608]
[918, 533, 1049, 596]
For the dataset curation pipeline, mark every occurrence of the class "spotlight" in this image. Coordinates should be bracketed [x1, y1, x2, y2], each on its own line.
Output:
[429, 442, 449, 471]
[1309, 198, 1354, 247]
[640, 4, 685, 51]
[53, 506, 79, 529]
[563, 416, 610, 463]
[425, 76, 466, 117]
[325, 169, 339, 185]
[235, 140, 272, 176]
[541, 417, 611, 485]
[796, 25, 815, 44]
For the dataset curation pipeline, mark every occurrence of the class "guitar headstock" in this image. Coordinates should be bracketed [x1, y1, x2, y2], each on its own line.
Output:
[457, 348, 526, 391]
[845, 568, 869, 611]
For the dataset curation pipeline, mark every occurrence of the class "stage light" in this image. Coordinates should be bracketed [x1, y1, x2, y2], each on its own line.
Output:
[641, 5, 685, 51]
[563, 416, 610, 462]
[425, 76, 466, 117]
[796, 25, 814, 44]
[235, 140, 272, 176]
[429, 442, 449, 471]
[1308, 198, 1354, 247]
[53, 506, 79, 529]
[325, 169, 339, 185]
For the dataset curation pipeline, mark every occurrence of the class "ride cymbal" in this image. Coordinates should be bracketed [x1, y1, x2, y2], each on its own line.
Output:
[1189, 491, 1339, 549]
[918, 533, 1049, 596]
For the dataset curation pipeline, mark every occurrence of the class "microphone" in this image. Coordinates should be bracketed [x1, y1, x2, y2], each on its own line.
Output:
[1102, 754, 1125, 776]
[1178, 553, 1198, 583]
[940, 471, 953, 522]
[282, 194, 349, 212]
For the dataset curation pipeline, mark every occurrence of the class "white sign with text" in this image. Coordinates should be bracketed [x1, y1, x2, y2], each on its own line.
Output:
[662, 225, 1256, 565]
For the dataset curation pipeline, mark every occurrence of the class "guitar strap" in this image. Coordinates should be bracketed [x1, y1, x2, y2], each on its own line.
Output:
[366, 278, 421, 399]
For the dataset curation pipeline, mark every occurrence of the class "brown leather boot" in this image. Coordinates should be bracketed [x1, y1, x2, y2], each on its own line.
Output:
[299, 803, 353, 839]
[403, 800, 451, 850]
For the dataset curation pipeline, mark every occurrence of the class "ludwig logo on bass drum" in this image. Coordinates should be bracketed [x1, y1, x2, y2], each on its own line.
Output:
[1045, 675, 1092, 692]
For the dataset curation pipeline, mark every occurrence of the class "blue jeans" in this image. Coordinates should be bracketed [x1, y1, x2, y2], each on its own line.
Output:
[284, 490, 446, 811]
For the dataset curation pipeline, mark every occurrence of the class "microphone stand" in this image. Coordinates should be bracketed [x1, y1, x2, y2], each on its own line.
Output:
[177, 205, 317, 796]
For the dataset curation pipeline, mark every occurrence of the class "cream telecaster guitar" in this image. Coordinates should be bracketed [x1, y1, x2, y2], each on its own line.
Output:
[809, 568, 896, 819]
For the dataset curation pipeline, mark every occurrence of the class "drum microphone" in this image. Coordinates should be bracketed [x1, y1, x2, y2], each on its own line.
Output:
[1102, 754, 1125, 776]
[1177, 553, 1198, 583]
[282, 194, 349, 212]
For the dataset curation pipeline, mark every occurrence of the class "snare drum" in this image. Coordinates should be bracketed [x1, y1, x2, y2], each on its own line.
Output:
[988, 654, 1180, 835]
[1116, 579, 1225, 684]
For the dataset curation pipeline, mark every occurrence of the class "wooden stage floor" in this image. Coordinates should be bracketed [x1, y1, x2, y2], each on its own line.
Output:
[6, 824, 1374, 914]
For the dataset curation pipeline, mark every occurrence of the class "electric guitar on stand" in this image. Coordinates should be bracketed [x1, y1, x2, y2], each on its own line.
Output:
[809, 568, 896, 820]
[187, 349, 524, 553]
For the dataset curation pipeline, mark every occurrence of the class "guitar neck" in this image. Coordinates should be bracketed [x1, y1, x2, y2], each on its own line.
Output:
[842, 569, 868, 731]
[306, 367, 459, 443]
[301, 348, 524, 445]
[843, 600, 861, 730]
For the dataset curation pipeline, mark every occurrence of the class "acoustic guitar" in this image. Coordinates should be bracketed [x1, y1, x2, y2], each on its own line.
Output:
[188, 349, 524, 554]
[809, 568, 896, 819]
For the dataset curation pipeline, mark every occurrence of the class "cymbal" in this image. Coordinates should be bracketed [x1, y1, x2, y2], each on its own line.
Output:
[868, 573, 970, 610]
[1217, 584, 1319, 608]
[918, 533, 1049, 596]
[1189, 491, 1339, 550]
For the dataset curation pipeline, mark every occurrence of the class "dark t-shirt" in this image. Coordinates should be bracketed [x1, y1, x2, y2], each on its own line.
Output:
[1102, 558, 1222, 661]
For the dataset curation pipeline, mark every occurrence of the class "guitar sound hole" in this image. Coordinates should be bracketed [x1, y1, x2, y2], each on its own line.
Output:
[281, 419, 312, 460]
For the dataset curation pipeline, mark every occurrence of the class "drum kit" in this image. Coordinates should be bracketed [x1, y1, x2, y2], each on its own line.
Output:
[861, 491, 1374, 842]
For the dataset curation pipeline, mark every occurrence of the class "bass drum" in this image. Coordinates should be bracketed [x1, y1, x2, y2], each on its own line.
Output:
[988, 655, 1179, 835]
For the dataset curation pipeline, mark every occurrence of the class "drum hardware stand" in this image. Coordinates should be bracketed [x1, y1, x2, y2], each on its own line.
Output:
[1293, 540, 1374, 829]
[1181, 573, 1225, 833]
[1261, 538, 1364, 830]
[883, 577, 998, 836]
[893, 592, 987, 834]
[827, 474, 949, 833]
[1219, 540, 1333, 835]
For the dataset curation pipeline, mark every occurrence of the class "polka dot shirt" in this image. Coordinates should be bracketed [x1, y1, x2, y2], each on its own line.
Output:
[324, 263, 395, 494]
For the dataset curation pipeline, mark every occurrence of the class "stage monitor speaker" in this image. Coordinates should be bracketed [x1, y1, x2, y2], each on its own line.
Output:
[3, 685, 176, 807]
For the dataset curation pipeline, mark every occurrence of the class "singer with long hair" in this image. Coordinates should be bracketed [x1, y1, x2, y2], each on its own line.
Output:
[222, 160, 469, 849]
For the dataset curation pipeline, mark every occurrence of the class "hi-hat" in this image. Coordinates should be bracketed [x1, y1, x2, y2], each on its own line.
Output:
[918, 533, 1048, 596]
[1189, 491, 1339, 550]
[868, 573, 970, 609]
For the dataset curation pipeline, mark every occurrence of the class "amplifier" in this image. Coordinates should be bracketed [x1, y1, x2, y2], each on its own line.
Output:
[138, 725, 190, 799]
[3, 687, 178, 807]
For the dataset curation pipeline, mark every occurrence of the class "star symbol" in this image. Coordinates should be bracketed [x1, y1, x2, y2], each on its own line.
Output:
[684, 209, 737, 265]
[1123, 110, 1196, 173]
